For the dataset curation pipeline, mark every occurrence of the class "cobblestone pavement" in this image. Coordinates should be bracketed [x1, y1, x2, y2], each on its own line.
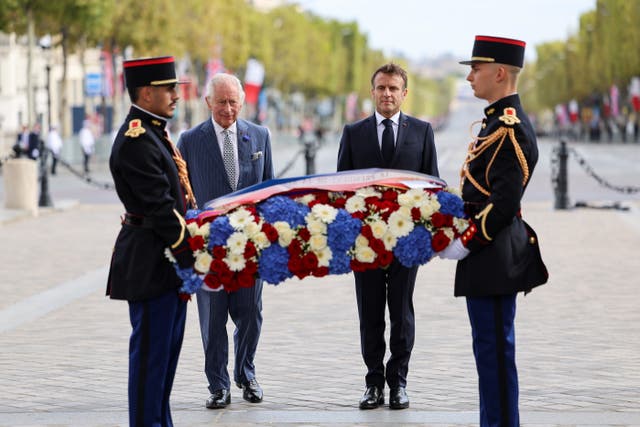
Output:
[2, 103, 640, 425]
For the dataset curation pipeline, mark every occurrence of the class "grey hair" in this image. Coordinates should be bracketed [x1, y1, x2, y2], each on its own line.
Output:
[206, 73, 246, 105]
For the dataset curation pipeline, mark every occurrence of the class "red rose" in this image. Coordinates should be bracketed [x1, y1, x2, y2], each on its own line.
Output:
[431, 231, 451, 252]
[204, 273, 222, 290]
[312, 266, 329, 277]
[352, 211, 366, 220]
[302, 252, 318, 271]
[377, 250, 393, 268]
[298, 227, 311, 242]
[212, 245, 227, 259]
[361, 224, 373, 239]
[369, 238, 386, 254]
[288, 256, 303, 274]
[411, 207, 421, 222]
[210, 258, 227, 273]
[261, 223, 279, 242]
[244, 241, 257, 258]
[188, 235, 205, 251]
[382, 189, 397, 202]
[288, 239, 303, 256]
[316, 192, 330, 204]
[237, 272, 255, 288]
[244, 260, 258, 275]
[333, 197, 347, 208]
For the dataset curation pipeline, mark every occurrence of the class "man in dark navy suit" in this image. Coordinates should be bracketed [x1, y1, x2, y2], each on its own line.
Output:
[108, 56, 196, 427]
[440, 36, 548, 426]
[337, 63, 439, 410]
[178, 73, 273, 410]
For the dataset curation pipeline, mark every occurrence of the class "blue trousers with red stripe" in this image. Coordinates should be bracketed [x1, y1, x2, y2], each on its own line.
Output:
[466, 294, 519, 427]
[128, 291, 187, 427]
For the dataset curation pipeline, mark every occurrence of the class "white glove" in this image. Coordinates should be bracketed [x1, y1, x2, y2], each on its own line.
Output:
[438, 238, 470, 260]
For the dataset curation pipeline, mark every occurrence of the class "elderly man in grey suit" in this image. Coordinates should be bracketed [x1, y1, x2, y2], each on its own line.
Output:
[338, 63, 439, 410]
[177, 73, 273, 410]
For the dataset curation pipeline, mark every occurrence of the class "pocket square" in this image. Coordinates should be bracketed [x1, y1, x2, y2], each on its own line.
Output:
[251, 151, 263, 160]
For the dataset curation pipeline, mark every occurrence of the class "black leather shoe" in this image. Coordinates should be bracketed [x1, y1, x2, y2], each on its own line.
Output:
[389, 387, 409, 409]
[205, 389, 230, 409]
[236, 379, 263, 403]
[359, 385, 384, 409]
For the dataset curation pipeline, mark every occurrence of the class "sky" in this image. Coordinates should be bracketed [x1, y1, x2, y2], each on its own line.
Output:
[292, 0, 596, 62]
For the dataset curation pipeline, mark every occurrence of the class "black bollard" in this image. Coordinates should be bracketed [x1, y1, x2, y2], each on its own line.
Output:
[304, 139, 316, 175]
[38, 139, 53, 207]
[554, 140, 569, 209]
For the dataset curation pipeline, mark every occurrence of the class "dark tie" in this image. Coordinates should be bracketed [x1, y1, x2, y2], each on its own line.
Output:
[381, 118, 395, 166]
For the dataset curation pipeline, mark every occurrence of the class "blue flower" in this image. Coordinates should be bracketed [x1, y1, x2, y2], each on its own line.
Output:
[174, 266, 203, 294]
[436, 191, 465, 217]
[185, 209, 200, 220]
[257, 196, 309, 228]
[208, 216, 234, 248]
[242, 133, 251, 142]
[258, 244, 292, 284]
[329, 252, 352, 275]
[327, 209, 361, 251]
[393, 226, 433, 267]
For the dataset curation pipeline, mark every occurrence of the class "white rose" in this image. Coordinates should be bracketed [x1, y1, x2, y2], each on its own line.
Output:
[355, 245, 376, 263]
[252, 231, 271, 250]
[309, 234, 328, 251]
[315, 246, 333, 267]
[307, 218, 327, 235]
[194, 252, 213, 274]
[369, 219, 388, 239]
[273, 221, 294, 246]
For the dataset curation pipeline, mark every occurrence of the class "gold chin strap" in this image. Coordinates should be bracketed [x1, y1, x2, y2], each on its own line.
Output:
[460, 122, 530, 195]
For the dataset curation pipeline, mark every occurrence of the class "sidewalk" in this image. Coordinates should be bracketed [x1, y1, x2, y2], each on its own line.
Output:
[1, 196, 639, 426]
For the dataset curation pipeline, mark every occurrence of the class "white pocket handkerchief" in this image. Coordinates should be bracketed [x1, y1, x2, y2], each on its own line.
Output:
[251, 151, 263, 160]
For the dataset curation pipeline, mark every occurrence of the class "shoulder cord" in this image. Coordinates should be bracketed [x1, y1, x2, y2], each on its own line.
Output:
[460, 121, 530, 196]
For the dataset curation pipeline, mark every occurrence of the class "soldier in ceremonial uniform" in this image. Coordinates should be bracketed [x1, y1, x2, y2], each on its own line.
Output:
[439, 36, 548, 426]
[107, 56, 197, 427]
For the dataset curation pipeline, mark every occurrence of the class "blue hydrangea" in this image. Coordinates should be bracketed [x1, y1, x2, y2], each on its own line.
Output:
[174, 266, 203, 294]
[258, 244, 292, 285]
[436, 191, 465, 217]
[327, 209, 361, 251]
[257, 196, 309, 228]
[393, 226, 433, 267]
[208, 216, 234, 249]
[329, 251, 352, 275]
[185, 209, 200, 220]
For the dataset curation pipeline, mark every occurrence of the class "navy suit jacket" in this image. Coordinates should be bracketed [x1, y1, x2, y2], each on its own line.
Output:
[337, 112, 439, 176]
[177, 118, 274, 207]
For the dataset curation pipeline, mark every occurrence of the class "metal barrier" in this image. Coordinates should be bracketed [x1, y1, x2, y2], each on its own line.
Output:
[551, 139, 640, 210]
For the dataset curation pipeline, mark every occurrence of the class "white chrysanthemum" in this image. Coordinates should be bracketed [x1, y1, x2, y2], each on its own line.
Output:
[228, 208, 254, 230]
[369, 219, 388, 239]
[295, 194, 316, 206]
[311, 203, 338, 223]
[356, 187, 381, 198]
[306, 217, 327, 235]
[453, 218, 468, 233]
[382, 232, 397, 251]
[420, 196, 441, 219]
[194, 252, 213, 274]
[388, 208, 414, 237]
[252, 232, 271, 249]
[309, 234, 328, 251]
[315, 246, 333, 267]
[355, 245, 376, 263]
[187, 222, 200, 237]
[243, 221, 261, 238]
[273, 221, 294, 246]
[226, 231, 248, 254]
[446, 186, 462, 196]
[224, 253, 246, 272]
[345, 195, 366, 213]
[164, 248, 177, 263]
[443, 228, 455, 240]
[398, 188, 428, 207]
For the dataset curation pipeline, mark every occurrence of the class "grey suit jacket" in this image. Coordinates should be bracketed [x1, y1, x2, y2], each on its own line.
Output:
[177, 118, 274, 207]
[337, 112, 439, 177]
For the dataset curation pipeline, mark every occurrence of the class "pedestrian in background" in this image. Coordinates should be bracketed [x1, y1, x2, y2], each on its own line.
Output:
[79, 119, 95, 174]
[13, 124, 30, 158]
[178, 73, 274, 410]
[27, 123, 42, 160]
[107, 55, 196, 427]
[337, 63, 439, 410]
[439, 35, 548, 427]
[46, 125, 63, 175]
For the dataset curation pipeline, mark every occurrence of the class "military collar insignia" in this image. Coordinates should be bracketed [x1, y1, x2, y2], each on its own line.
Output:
[485, 107, 495, 116]
[124, 119, 146, 137]
[498, 107, 521, 125]
[151, 119, 163, 127]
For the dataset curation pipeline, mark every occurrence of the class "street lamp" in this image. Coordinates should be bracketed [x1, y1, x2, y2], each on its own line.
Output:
[38, 34, 53, 207]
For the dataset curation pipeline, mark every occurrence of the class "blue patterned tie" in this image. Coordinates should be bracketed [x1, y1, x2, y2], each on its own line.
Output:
[381, 118, 395, 166]
[222, 129, 237, 190]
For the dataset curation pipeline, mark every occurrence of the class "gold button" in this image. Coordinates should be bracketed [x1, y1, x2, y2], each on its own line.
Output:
[529, 237, 536, 244]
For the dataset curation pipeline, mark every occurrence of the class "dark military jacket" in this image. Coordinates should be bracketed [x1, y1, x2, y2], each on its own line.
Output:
[107, 106, 192, 302]
[455, 94, 547, 297]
